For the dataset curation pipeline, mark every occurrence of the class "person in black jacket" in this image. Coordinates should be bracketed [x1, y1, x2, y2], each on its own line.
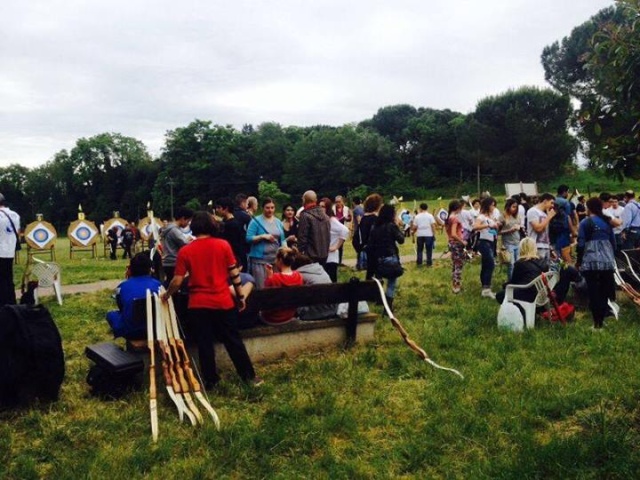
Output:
[496, 237, 580, 305]
[367, 204, 405, 310]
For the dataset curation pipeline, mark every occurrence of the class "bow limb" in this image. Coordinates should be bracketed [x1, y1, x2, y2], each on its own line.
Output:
[167, 296, 221, 430]
[160, 294, 203, 424]
[372, 278, 464, 379]
[146, 289, 159, 442]
[154, 294, 194, 424]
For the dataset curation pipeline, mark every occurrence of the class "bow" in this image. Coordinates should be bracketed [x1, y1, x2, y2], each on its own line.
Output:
[154, 293, 197, 425]
[372, 278, 464, 379]
[146, 289, 159, 442]
[167, 295, 221, 430]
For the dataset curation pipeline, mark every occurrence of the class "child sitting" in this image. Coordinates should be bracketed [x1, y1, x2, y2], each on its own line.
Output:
[260, 247, 304, 325]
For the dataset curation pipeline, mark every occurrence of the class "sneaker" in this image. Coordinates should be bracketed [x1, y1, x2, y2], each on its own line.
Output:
[452, 286, 461, 294]
[247, 376, 264, 387]
[481, 289, 496, 299]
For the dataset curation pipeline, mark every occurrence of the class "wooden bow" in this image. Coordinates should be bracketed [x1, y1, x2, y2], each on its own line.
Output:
[154, 293, 197, 426]
[371, 278, 463, 379]
[166, 294, 221, 430]
[146, 289, 159, 442]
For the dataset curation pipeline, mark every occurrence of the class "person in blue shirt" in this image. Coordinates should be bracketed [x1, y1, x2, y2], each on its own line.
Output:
[107, 253, 162, 339]
[577, 197, 616, 330]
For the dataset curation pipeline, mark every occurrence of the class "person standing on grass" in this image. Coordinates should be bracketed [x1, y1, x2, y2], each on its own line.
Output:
[0, 193, 20, 306]
[577, 197, 617, 330]
[411, 203, 437, 267]
[351, 197, 365, 270]
[246, 197, 286, 289]
[333, 195, 351, 265]
[297, 190, 331, 266]
[473, 197, 500, 299]
[215, 197, 247, 270]
[526, 193, 556, 263]
[604, 195, 625, 252]
[321, 198, 349, 282]
[445, 200, 466, 294]
[163, 211, 262, 388]
[367, 204, 405, 311]
[160, 206, 193, 285]
[499, 198, 522, 281]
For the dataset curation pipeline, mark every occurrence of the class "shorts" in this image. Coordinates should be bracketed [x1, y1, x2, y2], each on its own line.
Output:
[555, 231, 571, 251]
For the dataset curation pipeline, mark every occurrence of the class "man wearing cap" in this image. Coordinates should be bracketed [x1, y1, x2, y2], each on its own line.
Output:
[621, 190, 640, 250]
[0, 193, 20, 306]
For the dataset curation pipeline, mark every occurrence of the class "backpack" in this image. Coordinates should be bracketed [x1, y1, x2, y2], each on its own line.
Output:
[0, 304, 65, 408]
[122, 229, 134, 245]
[549, 201, 568, 240]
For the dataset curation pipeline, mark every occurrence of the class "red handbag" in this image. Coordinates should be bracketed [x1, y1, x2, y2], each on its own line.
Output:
[540, 273, 575, 324]
[541, 301, 575, 323]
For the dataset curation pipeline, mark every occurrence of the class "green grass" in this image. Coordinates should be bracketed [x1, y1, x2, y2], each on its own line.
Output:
[3, 248, 640, 479]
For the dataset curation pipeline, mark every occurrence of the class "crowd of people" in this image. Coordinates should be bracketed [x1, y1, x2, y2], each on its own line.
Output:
[1, 183, 635, 391]
[443, 186, 640, 330]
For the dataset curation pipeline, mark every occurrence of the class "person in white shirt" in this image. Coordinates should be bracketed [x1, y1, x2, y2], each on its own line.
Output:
[605, 196, 625, 251]
[0, 193, 20, 306]
[526, 193, 557, 263]
[411, 203, 437, 266]
[321, 198, 349, 282]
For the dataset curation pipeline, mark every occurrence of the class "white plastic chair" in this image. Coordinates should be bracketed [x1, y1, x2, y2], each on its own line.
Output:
[501, 271, 559, 330]
[31, 257, 63, 305]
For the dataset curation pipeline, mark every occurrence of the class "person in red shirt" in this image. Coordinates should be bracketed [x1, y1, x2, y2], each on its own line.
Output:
[163, 211, 262, 387]
[261, 247, 304, 325]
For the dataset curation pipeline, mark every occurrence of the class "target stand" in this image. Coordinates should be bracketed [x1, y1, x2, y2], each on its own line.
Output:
[68, 219, 99, 258]
[24, 219, 57, 262]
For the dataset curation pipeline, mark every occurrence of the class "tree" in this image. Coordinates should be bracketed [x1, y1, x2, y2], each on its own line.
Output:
[583, 0, 640, 177]
[541, 3, 639, 178]
[457, 87, 577, 182]
[155, 120, 249, 217]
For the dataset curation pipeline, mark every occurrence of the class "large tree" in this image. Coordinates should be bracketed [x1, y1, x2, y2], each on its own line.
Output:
[541, 3, 639, 178]
[155, 120, 250, 216]
[457, 87, 577, 182]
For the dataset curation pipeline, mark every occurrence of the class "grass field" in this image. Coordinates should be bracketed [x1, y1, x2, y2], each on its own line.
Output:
[3, 235, 640, 479]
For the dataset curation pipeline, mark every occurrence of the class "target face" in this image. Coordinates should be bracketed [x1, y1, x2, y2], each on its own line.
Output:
[68, 220, 99, 246]
[437, 208, 449, 223]
[25, 221, 57, 250]
[138, 217, 162, 241]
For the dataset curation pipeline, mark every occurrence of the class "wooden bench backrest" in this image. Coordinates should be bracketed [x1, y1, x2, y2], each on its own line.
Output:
[245, 280, 379, 312]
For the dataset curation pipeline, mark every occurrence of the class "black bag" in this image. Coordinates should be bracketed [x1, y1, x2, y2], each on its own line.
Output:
[376, 256, 404, 279]
[0, 304, 65, 408]
[86, 365, 142, 399]
[468, 231, 481, 252]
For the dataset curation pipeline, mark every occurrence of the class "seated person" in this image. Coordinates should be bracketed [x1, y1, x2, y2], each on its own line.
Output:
[230, 272, 259, 329]
[260, 247, 304, 325]
[292, 252, 338, 320]
[496, 237, 580, 305]
[107, 253, 162, 340]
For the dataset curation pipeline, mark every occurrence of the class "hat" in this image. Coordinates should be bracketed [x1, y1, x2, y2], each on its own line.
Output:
[625, 189, 635, 196]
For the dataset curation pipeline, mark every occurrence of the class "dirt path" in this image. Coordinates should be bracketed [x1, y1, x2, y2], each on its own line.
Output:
[20, 252, 449, 299]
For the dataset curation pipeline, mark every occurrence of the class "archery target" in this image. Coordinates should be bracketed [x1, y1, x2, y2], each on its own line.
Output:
[437, 208, 448, 224]
[104, 218, 128, 238]
[138, 216, 162, 241]
[25, 221, 57, 250]
[68, 220, 99, 246]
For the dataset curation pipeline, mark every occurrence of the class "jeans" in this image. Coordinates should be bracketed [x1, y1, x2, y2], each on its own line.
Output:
[374, 255, 400, 298]
[477, 239, 495, 288]
[356, 250, 367, 270]
[505, 244, 519, 281]
[622, 230, 640, 250]
[416, 236, 435, 266]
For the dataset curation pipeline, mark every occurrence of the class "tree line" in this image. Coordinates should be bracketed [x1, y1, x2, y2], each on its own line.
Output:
[2, 0, 637, 229]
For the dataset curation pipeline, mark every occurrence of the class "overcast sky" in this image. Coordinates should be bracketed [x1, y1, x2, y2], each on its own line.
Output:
[0, 0, 614, 168]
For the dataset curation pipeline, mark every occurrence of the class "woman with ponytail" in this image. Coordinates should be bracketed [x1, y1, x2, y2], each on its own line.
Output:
[445, 200, 466, 294]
